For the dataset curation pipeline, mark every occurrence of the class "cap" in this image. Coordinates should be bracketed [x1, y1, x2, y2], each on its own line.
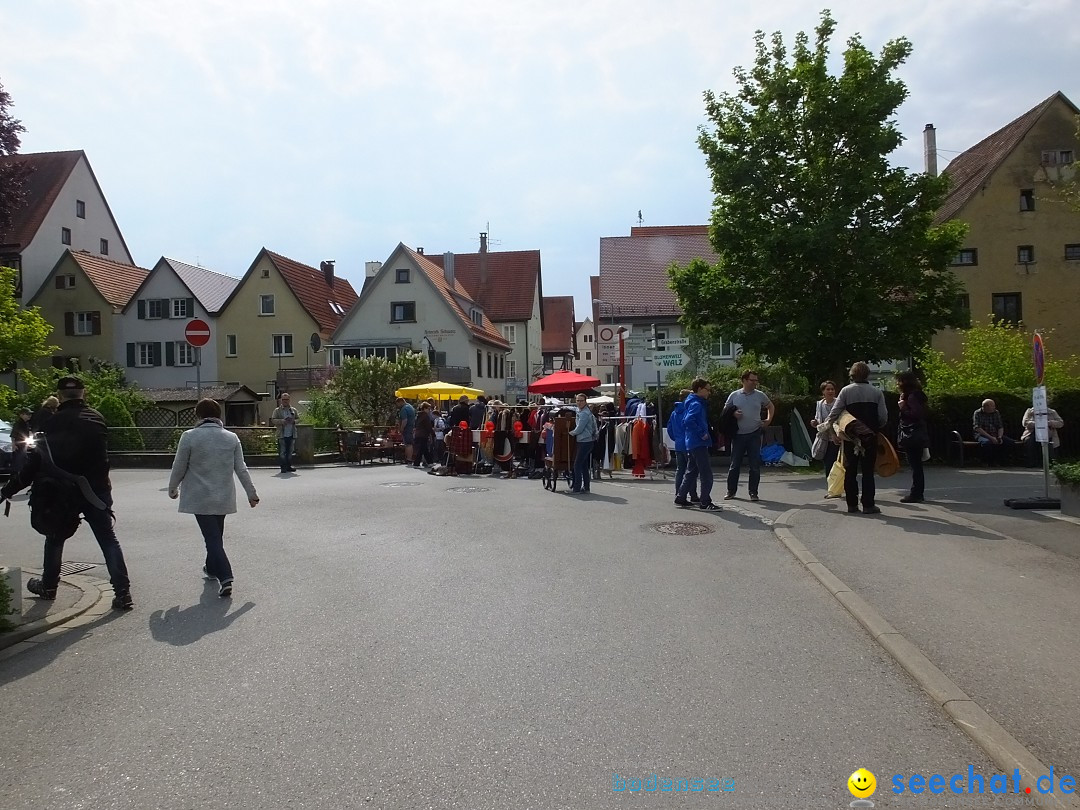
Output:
[57, 375, 85, 391]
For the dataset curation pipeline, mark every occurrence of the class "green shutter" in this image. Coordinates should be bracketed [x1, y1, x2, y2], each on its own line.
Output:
[165, 341, 175, 367]
[126, 343, 136, 367]
[153, 343, 163, 367]
[137, 300, 145, 319]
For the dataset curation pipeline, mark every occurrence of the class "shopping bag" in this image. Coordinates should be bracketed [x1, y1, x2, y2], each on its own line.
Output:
[876, 434, 900, 478]
[827, 444, 846, 496]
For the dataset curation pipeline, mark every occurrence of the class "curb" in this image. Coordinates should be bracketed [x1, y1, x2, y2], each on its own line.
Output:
[0, 572, 111, 655]
[773, 508, 1080, 809]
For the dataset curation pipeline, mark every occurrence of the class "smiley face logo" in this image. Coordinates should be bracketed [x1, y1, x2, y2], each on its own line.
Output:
[848, 768, 876, 798]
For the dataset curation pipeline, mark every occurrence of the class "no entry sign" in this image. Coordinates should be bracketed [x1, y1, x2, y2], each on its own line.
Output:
[184, 318, 211, 348]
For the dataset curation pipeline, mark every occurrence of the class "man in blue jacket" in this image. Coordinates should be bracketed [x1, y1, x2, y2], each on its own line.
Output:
[668, 390, 699, 505]
[675, 378, 719, 510]
[569, 394, 599, 493]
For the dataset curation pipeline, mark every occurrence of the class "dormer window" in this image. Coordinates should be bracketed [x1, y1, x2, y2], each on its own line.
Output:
[471, 309, 483, 326]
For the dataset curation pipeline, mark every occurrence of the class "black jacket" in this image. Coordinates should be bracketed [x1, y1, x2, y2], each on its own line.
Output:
[37, 399, 112, 494]
[448, 403, 472, 429]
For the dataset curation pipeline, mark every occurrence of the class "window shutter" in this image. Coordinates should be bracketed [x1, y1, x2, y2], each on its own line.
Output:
[165, 341, 175, 366]
[137, 300, 145, 319]
[161, 299, 172, 317]
[55, 276, 65, 289]
[153, 343, 163, 367]
[64, 312, 74, 336]
[186, 298, 195, 317]
[126, 343, 136, 367]
[91, 311, 101, 335]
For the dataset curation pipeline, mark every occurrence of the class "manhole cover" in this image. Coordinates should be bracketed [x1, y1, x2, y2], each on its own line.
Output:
[447, 486, 492, 493]
[59, 562, 96, 576]
[381, 482, 423, 488]
[650, 522, 715, 536]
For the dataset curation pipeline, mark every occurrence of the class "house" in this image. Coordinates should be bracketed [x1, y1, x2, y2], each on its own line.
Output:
[0, 150, 133, 301]
[215, 249, 358, 402]
[541, 296, 576, 375]
[27, 249, 148, 372]
[572, 317, 613, 384]
[118, 257, 240, 389]
[595, 226, 738, 390]
[930, 91, 1080, 359]
[425, 233, 544, 402]
[330, 243, 511, 397]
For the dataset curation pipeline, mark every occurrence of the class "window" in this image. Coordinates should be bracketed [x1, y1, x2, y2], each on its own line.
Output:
[395, 268, 410, 283]
[330, 348, 342, 366]
[391, 301, 416, 322]
[1066, 244, 1080, 261]
[471, 309, 483, 326]
[147, 298, 164, 319]
[174, 342, 195, 366]
[498, 355, 504, 378]
[486, 352, 492, 378]
[61, 227, 72, 245]
[54, 274, 76, 290]
[586, 367, 592, 376]
[951, 249, 978, 266]
[226, 334, 237, 357]
[76, 200, 85, 218]
[584, 333, 593, 343]
[135, 342, 159, 367]
[1020, 189, 1035, 211]
[171, 298, 191, 318]
[574, 351, 580, 360]
[272, 334, 294, 356]
[955, 294, 971, 327]
[503, 325, 516, 344]
[507, 360, 516, 378]
[711, 339, 734, 358]
[1042, 149, 1075, 165]
[476, 349, 483, 377]
[1017, 245, 1035, 264]
[992, 293, 1022, 326]
[585, 351, 591, 360]
[100, 238, 109, 255]
[74, 312, 95, 336]
[260, 294, 275, 315]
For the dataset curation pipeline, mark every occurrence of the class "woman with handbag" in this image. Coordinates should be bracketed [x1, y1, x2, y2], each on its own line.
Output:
[810, 380, 841, 496]
[896, 371, 929, 503]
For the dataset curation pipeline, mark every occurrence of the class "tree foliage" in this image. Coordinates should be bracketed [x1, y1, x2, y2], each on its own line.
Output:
[0, 265, 55, 373]
[917, 321, 1080, 394]
[0, 78, 31, 241]
[95, 394, 144, 451]
[324, 352, 431, 425]
[1, 356, 150, 420]
[670, 10, 968, 389]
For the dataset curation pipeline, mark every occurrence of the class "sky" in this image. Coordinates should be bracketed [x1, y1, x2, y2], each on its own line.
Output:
[2, 0, 1078, 321]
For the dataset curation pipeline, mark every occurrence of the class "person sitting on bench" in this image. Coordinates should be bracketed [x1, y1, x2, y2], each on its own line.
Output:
[972, 399, 1015, 465]
[1021, 404, 1064, 467]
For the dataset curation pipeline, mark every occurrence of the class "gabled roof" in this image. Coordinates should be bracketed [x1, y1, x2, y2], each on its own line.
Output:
[409, 247, 511, 350]
[40, 250, 148, 310]
[541, 296, 575, 354]
[123, 257, 240, 315]
[0, 149, 134, 260]
[597, 225, 717, 315]
[267, 250, 358, 335]
[425, 249, 542, 323]
[142, 385, 262, 403]
[935, 91, 1080, 224]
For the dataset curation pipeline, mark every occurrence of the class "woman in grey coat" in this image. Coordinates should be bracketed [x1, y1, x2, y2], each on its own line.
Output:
[168, 399, 260, 597]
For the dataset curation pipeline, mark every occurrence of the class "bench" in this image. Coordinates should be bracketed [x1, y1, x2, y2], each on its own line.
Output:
[948, 430, 1024, 466]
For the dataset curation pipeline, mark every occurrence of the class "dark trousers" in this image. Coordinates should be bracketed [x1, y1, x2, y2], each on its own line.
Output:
[823, 441, 840, 482]
[679, 446, 713, 504]
[195, 514, 233, 583]
[413, 435, 433, 465]
[727, 429, 762, 496]
[977, 435, 1015, 465]
[1024, 435, 1054, 467]
[843, 439, 877, 510]
[675, 450, 698, 499]
[278, 436, 295, 471]
[572, 441, 595, 491]
[42, 494, 130, 595]
[905, 442, 926, 499]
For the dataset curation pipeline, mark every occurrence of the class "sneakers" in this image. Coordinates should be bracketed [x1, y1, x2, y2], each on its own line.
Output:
[674, 497, 690, 507]
[111, 591, 134, 611]
[699, 502, 721, 511]
[723, 493, 736, 500]
[218, 579, 233, 598]
[27, 577, 57, 601]
[688, 495, 700, 504]
[749, 494, 760, 502]
[202, 565, 216, 581]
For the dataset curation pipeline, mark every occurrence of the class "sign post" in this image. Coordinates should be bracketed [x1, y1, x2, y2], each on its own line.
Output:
[185, 319, 211, 402]
[1004, 331, 1059, 510]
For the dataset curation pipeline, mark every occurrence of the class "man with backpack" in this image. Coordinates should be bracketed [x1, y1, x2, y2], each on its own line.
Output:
[0, 376, 134, 611]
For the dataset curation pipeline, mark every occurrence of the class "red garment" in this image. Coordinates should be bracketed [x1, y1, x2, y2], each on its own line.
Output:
[632, 419, 651, 477]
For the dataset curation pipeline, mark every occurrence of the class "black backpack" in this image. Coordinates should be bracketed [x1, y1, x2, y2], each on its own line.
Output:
[27, 436, 103, 541]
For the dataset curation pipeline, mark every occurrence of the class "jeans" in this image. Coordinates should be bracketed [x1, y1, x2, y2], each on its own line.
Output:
[195, 514, 233, 583]
[843, 439, 877, 510]
[679, 445, 713, 504]
[572, 441, 595, 491]
[413, 435, 433, 466]
[674, 450, 699, 499]
[823, 441, 840, 482]
[727, 429, 762, 496]
[977, 435, 1015, 465]
[905, 441, 926, 499]
[278, 436, 295, 471]
[41, 492, 130, 595]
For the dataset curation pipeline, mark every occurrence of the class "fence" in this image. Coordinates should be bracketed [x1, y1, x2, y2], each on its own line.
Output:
[107, 425, 399, 457]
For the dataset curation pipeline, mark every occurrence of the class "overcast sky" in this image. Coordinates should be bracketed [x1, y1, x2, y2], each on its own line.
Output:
[2, 1, 1077, 319]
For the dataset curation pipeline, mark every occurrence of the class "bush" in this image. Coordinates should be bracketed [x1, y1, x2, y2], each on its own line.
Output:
[1052, 461, 1080, 485]
[95, 394, 145, 451]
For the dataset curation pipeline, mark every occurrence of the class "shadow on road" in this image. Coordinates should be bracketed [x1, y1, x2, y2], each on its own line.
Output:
[0, 610, 128, 686]
[148, 581, 255, 646]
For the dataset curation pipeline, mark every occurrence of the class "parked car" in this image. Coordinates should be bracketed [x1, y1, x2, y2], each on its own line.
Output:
[0, 419, 12, 478]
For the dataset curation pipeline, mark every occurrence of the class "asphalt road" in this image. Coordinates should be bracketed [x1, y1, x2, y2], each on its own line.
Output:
[0, 465, 1004, 809]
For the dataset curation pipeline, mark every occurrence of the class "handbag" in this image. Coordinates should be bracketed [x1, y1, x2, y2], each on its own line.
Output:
[811, 433, 828, 461]
[876, 434, 900, 478]
[827, 443, 846, 496]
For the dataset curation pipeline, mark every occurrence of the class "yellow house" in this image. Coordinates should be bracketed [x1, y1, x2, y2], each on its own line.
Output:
[27, 249, 148, 371]
[215, 248, 358, 403]
[932, 91, 1080, 359]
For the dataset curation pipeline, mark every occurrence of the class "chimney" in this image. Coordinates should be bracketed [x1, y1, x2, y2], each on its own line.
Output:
[923, 124, 938, 177]
[443, 251, 455, 286]
[320, 260, 335, 287]
[479, 232, 489, 293]
[417, 247, 424, 255]
[479, 232, 487, 253]
[365, 260, 382, 279]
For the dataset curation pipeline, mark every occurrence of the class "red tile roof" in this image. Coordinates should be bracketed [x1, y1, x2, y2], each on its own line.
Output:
[541, 295, 575, 354]
[265, 250, 358, 336]
[935, 91, 1078, 225]
[0, 150, 81, 247]
[597, 226, 719, 317]
[69, 250, 149, 310]
[409, 247, 511, 350]
[425, 249, 541, 322]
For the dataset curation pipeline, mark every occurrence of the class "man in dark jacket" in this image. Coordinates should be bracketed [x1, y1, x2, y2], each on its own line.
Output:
[468, 396, 487, 430]
[448, 395, 472, 431]
[825, 362, 888, 515]
[0, 376, 134, 610]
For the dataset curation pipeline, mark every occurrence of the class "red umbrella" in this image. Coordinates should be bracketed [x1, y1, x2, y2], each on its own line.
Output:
[527, 370, 602, 394]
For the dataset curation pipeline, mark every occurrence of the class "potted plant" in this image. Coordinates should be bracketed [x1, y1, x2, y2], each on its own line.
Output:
[1051, 461, 1080, 518]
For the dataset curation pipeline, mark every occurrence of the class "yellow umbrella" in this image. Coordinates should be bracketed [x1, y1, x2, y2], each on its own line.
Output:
[394, 380, 485, 399]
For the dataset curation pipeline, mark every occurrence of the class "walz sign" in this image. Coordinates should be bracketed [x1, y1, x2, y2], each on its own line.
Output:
[652, 352, 687, 369]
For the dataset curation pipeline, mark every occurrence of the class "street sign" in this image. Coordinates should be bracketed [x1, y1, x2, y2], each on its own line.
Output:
[596, 324, 631, 343]
[1033, 332, 1045, 385]
[597, 345, 619, 365]
[1032, 385, 1049, 443]
[184, 318, 211, 348]
[652, 352, 687, 369]
[659, 338, 690, 348]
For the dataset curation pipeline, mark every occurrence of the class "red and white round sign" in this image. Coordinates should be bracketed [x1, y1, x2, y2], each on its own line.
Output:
[184, 318, 211, 348]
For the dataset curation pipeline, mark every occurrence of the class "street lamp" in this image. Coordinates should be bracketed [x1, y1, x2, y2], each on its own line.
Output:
[593, 298, 625, 411]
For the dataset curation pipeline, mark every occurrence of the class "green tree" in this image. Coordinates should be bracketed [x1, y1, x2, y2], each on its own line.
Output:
[0, 266, 55, 370]
[0, 78, 31, 242]
[917, 321, 1080, 394]
[6, 356, 150, 420]
[670, 10, 968, 388]
[325, 352, 431, 424]
[94, 394, 144, 451]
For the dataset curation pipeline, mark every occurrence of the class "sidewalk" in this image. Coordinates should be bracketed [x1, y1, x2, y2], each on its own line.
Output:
[762, 466, 1080, 805]
[0, 569, 110, 654]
